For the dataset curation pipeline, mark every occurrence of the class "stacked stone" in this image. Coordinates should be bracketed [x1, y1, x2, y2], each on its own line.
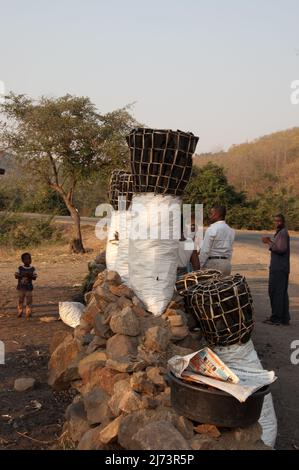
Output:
[48, 261, 269, 451]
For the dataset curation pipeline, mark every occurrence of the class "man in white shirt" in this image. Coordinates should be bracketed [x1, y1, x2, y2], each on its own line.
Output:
[199, 205, 235, 275]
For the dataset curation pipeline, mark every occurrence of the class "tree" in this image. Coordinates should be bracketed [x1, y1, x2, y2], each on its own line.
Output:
[0, 93, 137, 252]
[184, 162, 246, 222]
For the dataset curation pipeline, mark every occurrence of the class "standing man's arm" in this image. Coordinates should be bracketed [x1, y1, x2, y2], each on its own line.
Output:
[269, 230, 288, 255]
[199, 227, 216, 268]
[262, 231, 288, 255]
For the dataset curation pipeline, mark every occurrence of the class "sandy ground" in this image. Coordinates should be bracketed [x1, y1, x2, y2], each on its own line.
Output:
[0, 225, 298, 450]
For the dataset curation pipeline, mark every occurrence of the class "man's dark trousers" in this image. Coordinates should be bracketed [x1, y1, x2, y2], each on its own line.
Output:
[268, 270, 290, 324]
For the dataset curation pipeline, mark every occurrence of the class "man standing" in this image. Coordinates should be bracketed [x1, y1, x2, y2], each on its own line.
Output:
[199, 205, 235, 275]
[262, 214, 290, 326]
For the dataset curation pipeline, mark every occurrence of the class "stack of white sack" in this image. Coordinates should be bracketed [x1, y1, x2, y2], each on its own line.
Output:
[213, 339, 277, 449]
[128, 193, 181, 316]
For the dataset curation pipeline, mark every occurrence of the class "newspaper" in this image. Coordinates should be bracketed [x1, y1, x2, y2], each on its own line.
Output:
[187, 347, 239, 383]
[168, 348, 277, 403]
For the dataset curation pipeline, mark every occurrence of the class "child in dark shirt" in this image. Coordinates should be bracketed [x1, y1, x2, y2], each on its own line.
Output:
[15, 252, 37, 319]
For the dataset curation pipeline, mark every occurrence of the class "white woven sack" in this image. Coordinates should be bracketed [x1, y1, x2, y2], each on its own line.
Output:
[129, 193, 181, 316]
[59, 301, 85, 328]
[213, 339, 278, 448]
[115, 210, 132, 285]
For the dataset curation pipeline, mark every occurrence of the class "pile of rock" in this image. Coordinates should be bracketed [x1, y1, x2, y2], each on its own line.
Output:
[48, 264, 270, 450]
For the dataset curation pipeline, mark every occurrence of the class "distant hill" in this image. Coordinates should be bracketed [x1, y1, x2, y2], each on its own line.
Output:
[193, 127, 299, 198]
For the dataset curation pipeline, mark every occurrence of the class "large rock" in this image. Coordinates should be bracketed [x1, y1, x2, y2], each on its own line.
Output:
[96, 367, 129, 395]
[109, 284, 134, 299]
[94, 313, 111, 339]
[175, 331, 204, 350]
[110, 307, 140, 337]
[50, 330, 71, 355]
[118, 407, 189, 449]
[146, 367, 167, 391]
[117, 296, 133, 309]
[155, 387, 171, 407]
[78, 351, 107, 386]
[130, 372, 156, 396]
[168, 315, 185, 327]
[131, 421, 190, 450]
[190, 434, 218, 450]
[83, 388, 112, 425]
[99, 416, 122, 445]
[79, 362, 105, 393]
[175, 415, 194, 440]
[194, 424, 221, 438]
[106, 334, 138, 362]
[106, 271, 122, 285]
[48, 335, 81, 390]
[144, 326, 171, 353]
[108, 379, 131, 417]
[65, 400, 89, 443]
[190, 423, 270, 451]
[219, 423, 263, 449]
[86, 335, 107, 354]
[118, 390, 144, 414]
[77, 426, 105, 450]
[167, 344, 194, 360]
[14, 377, 36, 392]
[170, 325, 189, 341]
[79, 351, 107, 370]
[118, 409, 153, 448]
[82, 298, 100, 325]
[137, 346, 165, 369]
[94, 285, 118, 309]
[106, 358, 146, 374]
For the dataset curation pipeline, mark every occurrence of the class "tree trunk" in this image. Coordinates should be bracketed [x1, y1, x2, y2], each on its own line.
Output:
[49, 181, 85, 253]
[64, 199, 85, 253]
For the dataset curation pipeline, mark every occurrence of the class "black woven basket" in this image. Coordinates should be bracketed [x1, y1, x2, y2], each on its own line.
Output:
[190, 274, 254, 346]
[126, 128, 199, 196]
[108, 170, 134, 210]
[175, 269, 221, 329]
[175, 269, 222, 296]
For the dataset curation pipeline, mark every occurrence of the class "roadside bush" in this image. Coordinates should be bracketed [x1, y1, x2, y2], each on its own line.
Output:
[0, 214, 64, 249]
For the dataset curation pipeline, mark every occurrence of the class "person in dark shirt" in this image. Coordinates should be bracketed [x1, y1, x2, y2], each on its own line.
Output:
[15, 252, 37, 319]
[262, 214, 290, 326]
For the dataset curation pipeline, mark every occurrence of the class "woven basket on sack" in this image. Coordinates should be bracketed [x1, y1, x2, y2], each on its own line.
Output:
[190, 274, 254, 346]
[175, 269, 222, 296]
[175, 269, 221, 330]
[108, 170, 134, 210]
[126, 128, 199, 196]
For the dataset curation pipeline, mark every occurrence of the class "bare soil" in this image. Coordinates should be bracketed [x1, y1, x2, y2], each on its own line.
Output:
[0, 225, 298, 450]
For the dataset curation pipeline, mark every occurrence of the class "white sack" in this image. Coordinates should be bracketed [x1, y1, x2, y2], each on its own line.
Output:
[114, 210, 132, 285]
[129, 193, 181, 316]
[59, 301, 85, 328]
[105, 210, 119, 272]
[213, 339, 278, 448]
[178, 239, 194, 268]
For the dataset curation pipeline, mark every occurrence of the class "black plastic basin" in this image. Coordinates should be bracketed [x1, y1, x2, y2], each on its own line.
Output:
[168, 372, 270, 428]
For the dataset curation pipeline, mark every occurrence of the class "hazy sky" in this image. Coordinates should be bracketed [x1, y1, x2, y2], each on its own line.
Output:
[1, 0, 299, 152]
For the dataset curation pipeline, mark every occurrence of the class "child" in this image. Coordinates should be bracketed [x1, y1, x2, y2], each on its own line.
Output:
[15, 253, 37, 319]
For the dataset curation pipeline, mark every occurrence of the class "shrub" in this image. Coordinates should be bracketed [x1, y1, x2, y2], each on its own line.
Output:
[0, 213, 64, 249]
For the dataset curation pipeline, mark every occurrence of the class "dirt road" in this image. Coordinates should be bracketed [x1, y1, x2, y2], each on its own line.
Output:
[0, 226, 298, 449]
